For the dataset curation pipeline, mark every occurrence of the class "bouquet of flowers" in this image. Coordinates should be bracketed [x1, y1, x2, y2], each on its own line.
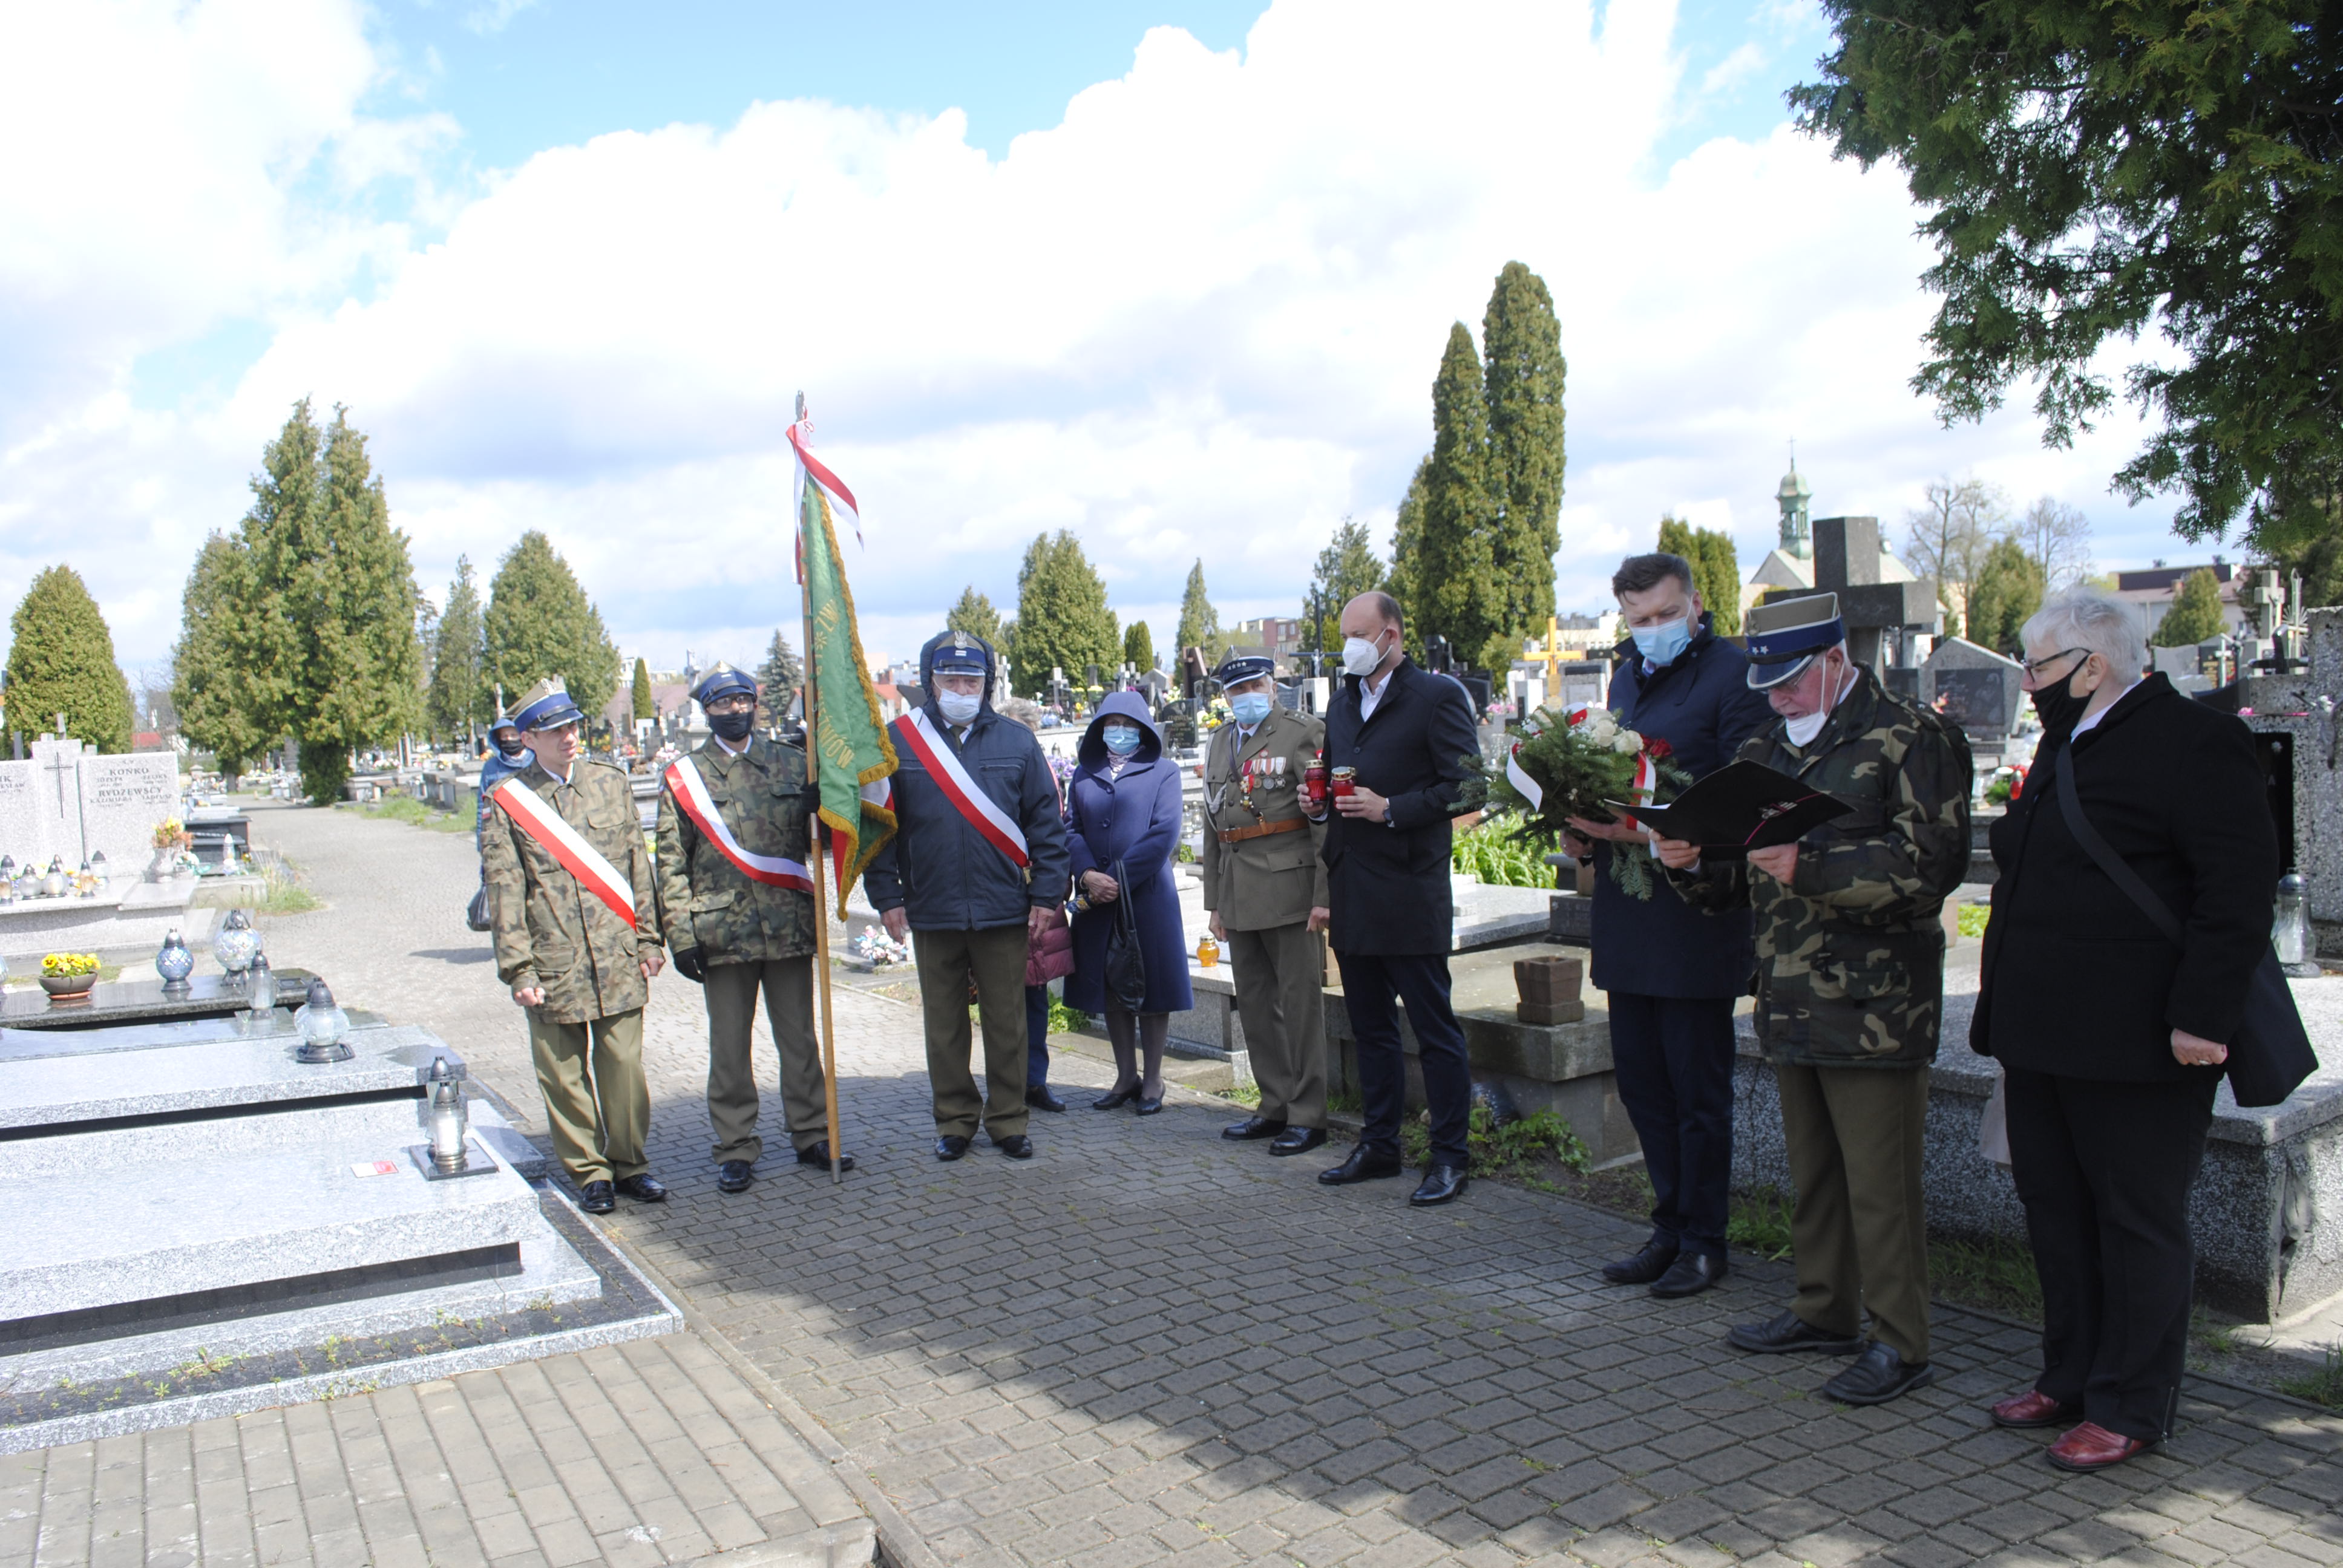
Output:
[1484, 705, 1689, 898]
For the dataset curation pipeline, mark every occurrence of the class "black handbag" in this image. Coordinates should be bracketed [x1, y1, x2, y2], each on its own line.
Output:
[2054, 746, 2316, 1107]
[465, 880, 493, 933]
[1103, 859, 1149, 1013]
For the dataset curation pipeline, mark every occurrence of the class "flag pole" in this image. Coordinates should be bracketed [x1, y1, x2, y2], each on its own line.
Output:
[796, 390, 847, 1186]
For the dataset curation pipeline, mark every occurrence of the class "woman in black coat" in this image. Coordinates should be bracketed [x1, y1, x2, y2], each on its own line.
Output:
[1973, 589, 2277, 1472]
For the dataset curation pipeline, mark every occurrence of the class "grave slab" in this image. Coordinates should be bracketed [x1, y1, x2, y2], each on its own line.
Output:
[0, 1018, 445, 1129]
[0, 967, 305, 1029]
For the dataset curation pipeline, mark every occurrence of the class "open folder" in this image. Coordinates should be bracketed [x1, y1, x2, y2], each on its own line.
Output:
[1606, 759, 1852, 855]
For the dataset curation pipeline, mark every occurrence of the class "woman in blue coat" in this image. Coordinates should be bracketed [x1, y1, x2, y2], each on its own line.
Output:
[1064, 691, 1193, 1114]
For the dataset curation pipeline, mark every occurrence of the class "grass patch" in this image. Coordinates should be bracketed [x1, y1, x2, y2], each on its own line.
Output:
[1932, 1234, 2043, 1318]
[1222, 1082, 1263, 1108]
[2276, 1347, 2343, 1409]
[1047, 995, 1091, 1035]
[1728, 1186, 1795, 1261]
[260, 861, 321, 915]
[1400, 1106, 1592, 1181]
[349, 795, 470, 834]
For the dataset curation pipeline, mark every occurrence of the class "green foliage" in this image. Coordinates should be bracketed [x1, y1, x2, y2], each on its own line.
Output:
[1656, 515, 1744, 636]
[1398, 1107, 1591, 1179]
[4, 565, 133, 753]
[945, 586, 1003, 648]
[1957, 903, 1991, 938]
[1964, 537, 2046, 653]
[1451, 822, 1559, 889]
[1418, 322, 1502, 671]
[1008, 532, 1118, 698]
[630, 658, 654, 722]
[1386, 458, 1429, 661]
[1482, 261, 1567, 663]
[1728, 1186, 1797, 1260]
[425, 557, 488, 739]
[1046, 994, 1091, 1035]
[1175, 558, 1220, 661]
[1304, 517, 1388, 653]
[351, 793, 470, 834]
[1122, 619, 1155, 672]
[2277, 1347, 2343, 1410]
[1930, 1235, 2044, 1318]
[483, 531, 621, 721]
[756, 628, 801, 723]
[1792, 0, 2343, 548]
[172, 536, 266, 771]
[2155, 567, 2227, 647]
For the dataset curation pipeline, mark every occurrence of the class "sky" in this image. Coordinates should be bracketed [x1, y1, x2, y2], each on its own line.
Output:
[0, 0, 2220, 685]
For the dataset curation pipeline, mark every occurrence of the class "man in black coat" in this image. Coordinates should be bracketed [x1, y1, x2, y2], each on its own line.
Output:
[1564, 554, 1774, 1298]
[1316, 592, 1483, 1206]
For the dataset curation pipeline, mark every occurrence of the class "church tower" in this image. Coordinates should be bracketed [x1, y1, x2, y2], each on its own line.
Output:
[1777, 459, 1812, 561]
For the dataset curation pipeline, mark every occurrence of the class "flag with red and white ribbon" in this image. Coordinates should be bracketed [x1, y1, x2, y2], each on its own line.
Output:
[787, 416, 860, 547]
[491, 779, 640, 927]
[888, 709, 1029, 867]
[663, 756, 816, 893]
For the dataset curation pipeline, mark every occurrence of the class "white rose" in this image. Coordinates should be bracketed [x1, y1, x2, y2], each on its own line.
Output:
[1612, 733, 1641, 755]
[1587, 714, 1616, 743]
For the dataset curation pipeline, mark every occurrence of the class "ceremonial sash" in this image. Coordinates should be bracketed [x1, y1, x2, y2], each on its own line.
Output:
[491, 779, 639, 927]
[663, 755, 815, 893]
[889, 710, 1029, 868]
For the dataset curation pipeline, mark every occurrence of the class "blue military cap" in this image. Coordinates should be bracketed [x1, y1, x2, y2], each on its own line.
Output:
[692, 662, 756, 706]
[1743, 592, 1845, 690]
[511, 677, 586, 731]
[929, 630, 989, 676]
[1213, 654, 1277, 690]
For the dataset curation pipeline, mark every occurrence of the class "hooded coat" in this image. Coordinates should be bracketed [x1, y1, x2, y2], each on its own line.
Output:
[1063, 692, 1195, 1016]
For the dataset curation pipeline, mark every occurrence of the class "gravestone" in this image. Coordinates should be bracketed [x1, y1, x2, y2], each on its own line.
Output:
[1765, 517, 1941, 671]
[78, 750, 181, 872]
[1922, 637, 2024, 745]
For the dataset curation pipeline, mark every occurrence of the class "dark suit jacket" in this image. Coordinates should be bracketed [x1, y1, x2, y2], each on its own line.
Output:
[1320, 658, 1480, 955]
[1972, 675, 2276, 1080]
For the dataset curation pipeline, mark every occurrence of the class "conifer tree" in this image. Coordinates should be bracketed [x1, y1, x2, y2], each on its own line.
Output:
[171, 535, 267, 772]
[2153, 567, 2225, 647]
[5, 565, 133, 753]
[483, 531, 621, 725]
[945, 586, 1003, 648]
[1386, 458, 1430, 658]
[1175, 560, 1221, 663]
[630, 658, 654, 722]
[1482, 262, 1565, 662]
[1008, 532, 1118, 698]
[1304, 517, 1388, 653]
[1963, 537, 2047, 653]
[425, 557, 487, 738]
[1654, 516, 1744, 635]
[755, 629, 801, 722]
[1122, 619, 1155, 672]
[1417, 323, 1501, 669]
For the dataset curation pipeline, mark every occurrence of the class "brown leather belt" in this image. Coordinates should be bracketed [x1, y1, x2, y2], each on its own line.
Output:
[1217, 817, 1309, 845]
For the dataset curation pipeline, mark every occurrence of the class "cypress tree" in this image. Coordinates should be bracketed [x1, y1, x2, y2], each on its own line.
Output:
[171, 535, 267, 772]
[1008, 532, 1117, 698]
[1386, 457, 1430, 659]
[755, 629, 801, 722]
[1417, 323, 1501, 670]
[1654, 515, 1743, 635]
[1964, 537, 2048, 653]
[1303, 517, 1388, 652]
[630, 658, 654, 722]
[946, 586, 1003, 648]
[425, 557, 488, 739]
[1482, 262, 1565, 665]
[1122, 619, 1155, 673]
[2153, 567, 2225, 647]
[5, 566, 133, 753]
[483, 531, 621, 724]
[1175, 560, 1221, 662]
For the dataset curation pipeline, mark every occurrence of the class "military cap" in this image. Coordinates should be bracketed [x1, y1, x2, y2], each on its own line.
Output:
[1743, 592, 1846, 690]
[692, 662, 757, 707]
[511, 677, 586, 731]
[1213, 654, 1277, 691]
[930, 630, 988, 675]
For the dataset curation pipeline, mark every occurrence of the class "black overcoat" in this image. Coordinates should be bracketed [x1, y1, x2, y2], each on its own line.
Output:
[1971, 674, 2277, 1080]
[1320, 658, 1480, 956]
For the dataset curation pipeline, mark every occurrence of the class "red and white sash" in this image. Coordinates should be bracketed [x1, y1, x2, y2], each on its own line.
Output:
[663, 755, 815, 893]
[491, 778, 639, 927]
[888, 710, 1028, 867]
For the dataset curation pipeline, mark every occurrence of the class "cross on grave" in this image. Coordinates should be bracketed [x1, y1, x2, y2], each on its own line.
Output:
[44, 739, 76, 814]
[1761, 516, 1941, 673]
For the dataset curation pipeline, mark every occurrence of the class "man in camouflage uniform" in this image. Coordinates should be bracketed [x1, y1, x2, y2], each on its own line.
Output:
[482, 678, 669, 1215]
[1656, 593, 1970, 1406]
[1201, 655, 1332, 1156]
[655, 663, 851, 1194]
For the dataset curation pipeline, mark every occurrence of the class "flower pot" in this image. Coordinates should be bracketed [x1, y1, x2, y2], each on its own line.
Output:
[40, 974, 96, 1000]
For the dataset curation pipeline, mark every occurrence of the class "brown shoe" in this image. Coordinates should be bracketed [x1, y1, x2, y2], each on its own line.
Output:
[2046, 1422, 2156, 1472]
[1991, 1390, 2081, 1429]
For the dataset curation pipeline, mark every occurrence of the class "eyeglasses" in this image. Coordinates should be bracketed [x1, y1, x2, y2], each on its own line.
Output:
[703, 696, 756, 713]
[2017, 647, 2092, 680]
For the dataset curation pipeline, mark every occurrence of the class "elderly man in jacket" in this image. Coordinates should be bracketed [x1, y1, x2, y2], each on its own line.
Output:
[865, 630, 1070, 1161]
[482, 678, 669, 1215]
[1657, 593, 1970, 1405]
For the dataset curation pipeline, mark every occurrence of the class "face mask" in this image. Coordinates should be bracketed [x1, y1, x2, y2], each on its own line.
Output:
[1779, 661, 1843, 748]
[1229, 693, 1273, 728]
[937, 690, 982, 725]
[501, 743, 535, 768]
[1631, 614, 1693, 667]
[709, 710, 755, 742]
[495, 735, 528, 762]
[2030, 665, 2091, 738]
[1102, 725, 1142, 757]
[1342, 633, 1386, 678]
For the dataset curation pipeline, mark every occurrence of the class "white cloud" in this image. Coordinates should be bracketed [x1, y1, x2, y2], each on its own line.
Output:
[1, 0, 2199, 675]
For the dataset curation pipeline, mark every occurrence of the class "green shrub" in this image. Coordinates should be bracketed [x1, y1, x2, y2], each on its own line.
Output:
[1957, 904, 1990, 938]
[1398, 1106, 1590, 1178]
[1451, 822, 1559, 889]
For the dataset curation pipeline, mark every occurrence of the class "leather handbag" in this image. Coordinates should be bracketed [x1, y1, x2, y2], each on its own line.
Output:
[1026, 906, 1075, 987]
[1103, 859, 1149, 1013]
[2054, 746, 2316, 1108]
[465, 880, 493, 933]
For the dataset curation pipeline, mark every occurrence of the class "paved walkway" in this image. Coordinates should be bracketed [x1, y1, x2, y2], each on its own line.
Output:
[20, 801, 2343, 1567]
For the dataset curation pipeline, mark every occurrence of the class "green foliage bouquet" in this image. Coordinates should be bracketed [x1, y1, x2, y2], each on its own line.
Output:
[1484, 705, 1689, 898]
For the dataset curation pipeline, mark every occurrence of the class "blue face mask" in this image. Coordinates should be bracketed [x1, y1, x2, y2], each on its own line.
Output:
[1631, 613, 1693, 667]
[1102, 725, 1142, 757]
[1229, 693, 1273, 728]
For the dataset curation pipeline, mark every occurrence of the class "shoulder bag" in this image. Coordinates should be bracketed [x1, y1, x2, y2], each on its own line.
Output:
[1103, 858, 1149, 1013]
[2054, 745, 2315, 1107]
[466, 878, 493, 933]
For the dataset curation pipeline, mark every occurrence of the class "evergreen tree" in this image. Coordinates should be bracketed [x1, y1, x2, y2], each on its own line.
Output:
[5, 565, 133, 753]
[1417, 323, 1502, 670]
[425, 556, 488, 738]
[1304, 517, 1388, 653]
[1654, 515, 1744, 635]
[1122, 619, 1155, 672]
[756, 630, 801, 723]
[631, 658, 654, 722]
[1962, 537, 2046, 654]
[483, 531, 622, 725]
[2154, 567, 2226, 647]
[171, 535, 267, 772]
[1386, 457, 1430, 659]
[1008, 532, 1118, 698]
[946, 586, 1003, 649]
[1175, 559, 1220, 661]
[1481, 262, 1566, 664]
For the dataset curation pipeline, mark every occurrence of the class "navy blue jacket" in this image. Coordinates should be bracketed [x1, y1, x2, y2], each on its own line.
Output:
[1063, 693, 1195, 1016]
[1590, 618, 1773, 998]
[1320, 658, 1481, 955]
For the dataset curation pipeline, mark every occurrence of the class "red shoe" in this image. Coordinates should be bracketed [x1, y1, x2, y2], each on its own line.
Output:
[1990, 1390, 2082, 1429]
[2046, 1422, 2156, 1472]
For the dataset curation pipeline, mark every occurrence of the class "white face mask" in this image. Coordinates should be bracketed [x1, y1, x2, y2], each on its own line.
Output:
[937, 690, 982, 725]
[1342, 633, 1386, 678]
[1779, 661, 1844, 747]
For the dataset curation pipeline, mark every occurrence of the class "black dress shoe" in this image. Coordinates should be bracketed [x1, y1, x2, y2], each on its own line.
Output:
[1317, 1145, 1404, 1185]
[715, 1160, 754, 1194]
[935, 1135, 971, 1161]
[578, 1180, 616, 1214]
[614, 1174, 668, 1203]
[1135, 1092, 1164, 1116]
[1092, 1085, 1141, 1110]
[1268, 1126, 1327, 1156]
[1408, 1163, 1469, 1206]
[1649, 1251, 1728, 1298]
[1823, 1341, 1936, 1405]
[1025, 1085, 1068, 1113]
[1600, 1238, 1679, 1285]
[996, 1134, 1034, 1160]
[796, 1142, 856, 1173]
[1224, 1116, 1287, 1141]
[1726, 1308, 1865, 1355]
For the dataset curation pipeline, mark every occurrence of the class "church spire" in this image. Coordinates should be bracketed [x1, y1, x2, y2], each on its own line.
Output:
[1776, 454, 1812, 562]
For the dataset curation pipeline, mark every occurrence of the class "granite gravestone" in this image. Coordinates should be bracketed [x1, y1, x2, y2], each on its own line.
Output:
[1763, 517, 1942, 671]
[0, 737, 91, 868]
[78, 751, 182, 874]
[1922, 637, 2024, 744]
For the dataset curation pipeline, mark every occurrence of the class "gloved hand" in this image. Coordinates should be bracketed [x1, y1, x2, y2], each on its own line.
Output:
[672, 947, 706, 984]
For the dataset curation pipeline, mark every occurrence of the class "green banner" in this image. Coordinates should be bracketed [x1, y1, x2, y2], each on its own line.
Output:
[801, 474, 897, 916]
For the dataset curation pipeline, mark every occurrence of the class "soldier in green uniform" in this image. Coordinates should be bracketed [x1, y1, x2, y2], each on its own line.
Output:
[655, 663, 853, 1194]
[1657, 593, 1970, 1406]
[481, 678, 670, 1215]
[1201, 655, 1332, 1155]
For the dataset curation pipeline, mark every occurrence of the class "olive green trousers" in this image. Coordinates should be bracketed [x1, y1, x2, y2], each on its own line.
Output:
[914, 925, 1030, 1140]
[703, 955, 830, 1165]
[1227, 921, 1328, 1129]
[1777, 1062, 1933, 1363]
[527, 1007, 649, 1186]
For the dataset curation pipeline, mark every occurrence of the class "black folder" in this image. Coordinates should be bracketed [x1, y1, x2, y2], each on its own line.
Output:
[1606, 759, 1852, 855]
